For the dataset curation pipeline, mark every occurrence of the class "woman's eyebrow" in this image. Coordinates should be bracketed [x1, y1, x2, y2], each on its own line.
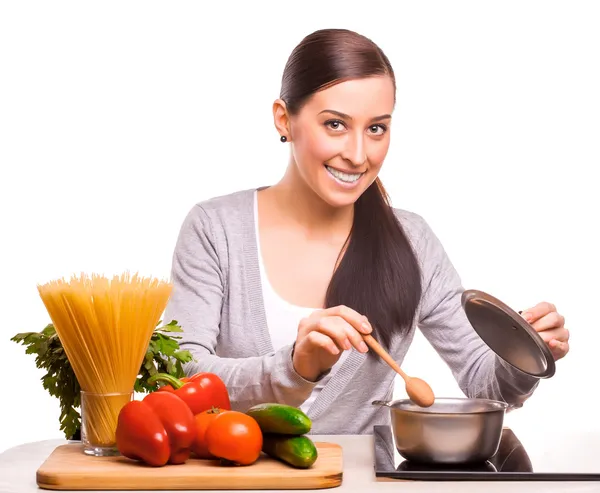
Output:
[318, 109, 392, 122]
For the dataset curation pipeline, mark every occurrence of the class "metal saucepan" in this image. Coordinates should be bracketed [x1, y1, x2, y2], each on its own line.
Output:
[372, 397, 509, 464]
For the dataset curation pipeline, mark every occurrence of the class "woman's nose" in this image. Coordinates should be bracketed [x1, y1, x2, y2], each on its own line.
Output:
[341, 132, 367, 167]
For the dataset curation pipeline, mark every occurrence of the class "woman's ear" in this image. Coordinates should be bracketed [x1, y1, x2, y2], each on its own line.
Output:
[273, 99, 291, 142]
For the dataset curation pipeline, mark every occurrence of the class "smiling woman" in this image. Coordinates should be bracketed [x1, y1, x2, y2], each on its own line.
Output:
[162, 28, 570, 434]
[271, 31, 421, 358]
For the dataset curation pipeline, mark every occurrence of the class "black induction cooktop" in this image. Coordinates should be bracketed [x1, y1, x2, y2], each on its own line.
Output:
[373, 425, 600, 481]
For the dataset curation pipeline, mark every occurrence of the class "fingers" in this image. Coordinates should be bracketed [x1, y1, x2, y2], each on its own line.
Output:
[520, 301, 557, 323]
[306, 330, 340, 356]
[530, 311, 566, 332]
[520, 302, 570, 360]
[298, 305, 372, 355]
[549, 340, 569, 361]
[318, 305, 373, 335]
[317, 316, 369, 354]
[536, 327, 570, 344]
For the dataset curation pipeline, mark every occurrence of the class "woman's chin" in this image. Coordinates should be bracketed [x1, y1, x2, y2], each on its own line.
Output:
[314, 183, 367, 209]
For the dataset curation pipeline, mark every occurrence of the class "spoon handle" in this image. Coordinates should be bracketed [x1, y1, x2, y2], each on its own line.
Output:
[362, 334, 409, 381]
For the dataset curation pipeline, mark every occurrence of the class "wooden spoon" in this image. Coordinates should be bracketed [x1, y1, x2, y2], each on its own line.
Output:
[362, 333, 435, 407]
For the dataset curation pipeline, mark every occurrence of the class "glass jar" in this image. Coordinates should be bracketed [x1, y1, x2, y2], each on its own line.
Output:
[80, 390, 133, 456]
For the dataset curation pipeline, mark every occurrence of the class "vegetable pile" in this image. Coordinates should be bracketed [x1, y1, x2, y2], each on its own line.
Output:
[116, 373, 318, 469]
[12, 319, 319, 469]
[115, 372, 319, 469]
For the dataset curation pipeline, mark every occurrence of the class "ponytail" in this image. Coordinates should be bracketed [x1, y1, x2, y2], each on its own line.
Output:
[325, 178, 422, 350]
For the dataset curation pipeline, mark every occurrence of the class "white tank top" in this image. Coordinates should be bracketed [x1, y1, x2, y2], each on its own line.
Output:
[253, 191, 350, 414]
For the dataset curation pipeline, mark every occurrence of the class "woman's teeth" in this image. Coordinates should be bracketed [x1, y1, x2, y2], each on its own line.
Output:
[325, 165, 363, 183]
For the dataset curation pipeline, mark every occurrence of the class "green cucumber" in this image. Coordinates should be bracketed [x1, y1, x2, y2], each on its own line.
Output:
[262, 434, 318, 469]
[246, 403, 311, 435]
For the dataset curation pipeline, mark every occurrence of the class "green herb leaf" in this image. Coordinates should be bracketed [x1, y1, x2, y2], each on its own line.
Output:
[12, 319, 195, 439]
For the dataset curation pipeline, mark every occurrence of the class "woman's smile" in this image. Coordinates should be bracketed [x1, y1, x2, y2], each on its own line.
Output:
[324, 163, 365, 189]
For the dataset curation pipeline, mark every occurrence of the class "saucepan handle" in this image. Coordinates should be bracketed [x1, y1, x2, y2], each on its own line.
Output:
[371, 400, 392, 407]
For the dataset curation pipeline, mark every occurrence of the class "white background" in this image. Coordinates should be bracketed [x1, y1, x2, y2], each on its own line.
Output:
[1, 1, 598, 455]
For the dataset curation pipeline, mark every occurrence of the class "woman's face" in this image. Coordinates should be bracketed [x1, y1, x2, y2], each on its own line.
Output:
[285, 76, 395, 208]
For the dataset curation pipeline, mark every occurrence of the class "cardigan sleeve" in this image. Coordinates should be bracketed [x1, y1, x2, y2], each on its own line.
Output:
[411, 213, 541, 409]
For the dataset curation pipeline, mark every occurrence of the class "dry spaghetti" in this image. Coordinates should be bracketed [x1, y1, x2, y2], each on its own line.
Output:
[37, 272, 172, 449]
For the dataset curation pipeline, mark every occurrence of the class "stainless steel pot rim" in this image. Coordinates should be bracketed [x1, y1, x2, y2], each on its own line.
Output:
[373, 397, 509, 414]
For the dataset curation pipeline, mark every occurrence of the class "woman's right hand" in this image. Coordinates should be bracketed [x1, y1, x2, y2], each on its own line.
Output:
[292, 305, 373, 381]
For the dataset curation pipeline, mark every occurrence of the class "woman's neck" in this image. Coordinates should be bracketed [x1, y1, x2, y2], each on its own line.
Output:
[262, 162, 354, 239]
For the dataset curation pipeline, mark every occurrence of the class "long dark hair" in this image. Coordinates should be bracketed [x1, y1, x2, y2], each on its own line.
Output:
[280, 28, 422, 350]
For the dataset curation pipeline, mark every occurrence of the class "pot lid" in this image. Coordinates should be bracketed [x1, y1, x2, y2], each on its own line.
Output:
[461, 289, 555, 379]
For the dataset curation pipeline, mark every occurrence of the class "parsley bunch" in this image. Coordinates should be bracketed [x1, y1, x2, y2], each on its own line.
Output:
[11, 320, 194, 440]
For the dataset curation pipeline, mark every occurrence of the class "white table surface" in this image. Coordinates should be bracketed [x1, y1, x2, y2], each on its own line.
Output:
[1, 435, 600, 493]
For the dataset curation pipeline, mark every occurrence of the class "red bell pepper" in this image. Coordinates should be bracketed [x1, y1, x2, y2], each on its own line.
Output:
[115, 390, 196, 467]
[147, 372, 231, 415]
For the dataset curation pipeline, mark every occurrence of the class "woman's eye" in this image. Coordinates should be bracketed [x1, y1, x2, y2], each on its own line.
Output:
[325, 119, 346, 131]
[368, 124, 387, 136]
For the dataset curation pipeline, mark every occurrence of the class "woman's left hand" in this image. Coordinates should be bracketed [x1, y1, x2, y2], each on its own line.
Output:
[521, 302, 570, 361]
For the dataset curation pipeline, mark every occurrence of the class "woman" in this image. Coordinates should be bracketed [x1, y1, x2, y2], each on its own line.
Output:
[163, 28, 570, 435]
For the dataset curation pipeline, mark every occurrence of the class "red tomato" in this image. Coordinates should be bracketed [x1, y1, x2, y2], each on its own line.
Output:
[205, 411, 263, 465]
[191, 408, 227, 459]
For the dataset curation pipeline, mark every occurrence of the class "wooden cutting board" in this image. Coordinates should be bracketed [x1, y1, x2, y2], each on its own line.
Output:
[36, 441, 343, 490]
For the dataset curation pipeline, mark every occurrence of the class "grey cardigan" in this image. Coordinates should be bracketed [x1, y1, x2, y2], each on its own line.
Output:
[163, 187, 540, 435]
